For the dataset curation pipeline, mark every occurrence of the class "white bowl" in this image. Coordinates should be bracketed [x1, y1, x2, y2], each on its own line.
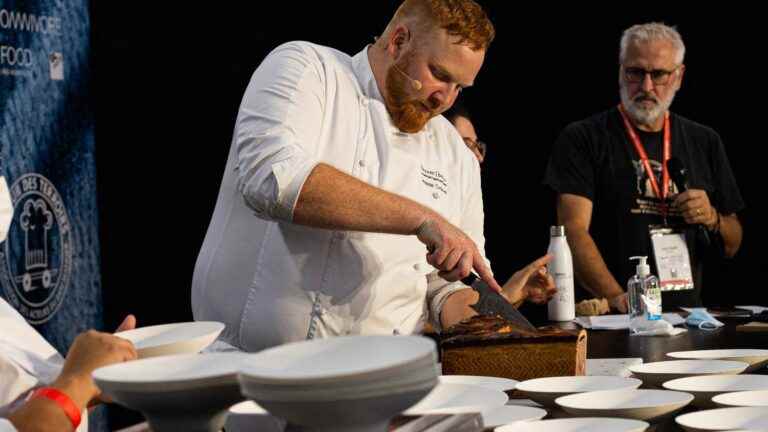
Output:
[712, 390, 768, 407]
[663, 375, 768, 408]
[495, 417, 650, 432]
[114, 321, 224, 358]
[93, 353, 247, 432]
[238, 335, 439, 432]
[675, 407, 768, 431]
[628, 360, 749, 387]
[403, 383, 509, 415]
[239, 335, 436, 385]
[555, 389, 693, 422]
[667, 349, 768, 373]
[246, 386, 435, 432]
[438, 375, 518, 392]
[515, 376, 642, 407]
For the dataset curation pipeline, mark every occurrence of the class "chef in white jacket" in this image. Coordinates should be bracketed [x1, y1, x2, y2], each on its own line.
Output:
[193, 0, 555, 353]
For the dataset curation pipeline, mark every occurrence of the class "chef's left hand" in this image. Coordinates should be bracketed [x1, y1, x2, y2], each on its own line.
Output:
[502, 255, 556, 308]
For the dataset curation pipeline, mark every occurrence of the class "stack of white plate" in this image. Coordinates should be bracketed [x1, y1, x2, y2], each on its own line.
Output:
[227, 379, 516, 431]
[238, 335, 440, 432]
[628, 360, 748, 387]
[93, 352, 249, 432]
[663, 375, 768, 408]
[666, 349, 768, 373]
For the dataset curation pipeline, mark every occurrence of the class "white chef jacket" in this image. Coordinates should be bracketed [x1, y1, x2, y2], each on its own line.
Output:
[0, 298, 88, 431]
[192, 42, 488, 352]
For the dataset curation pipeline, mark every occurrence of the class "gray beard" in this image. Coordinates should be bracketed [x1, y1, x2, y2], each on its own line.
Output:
[620, 85, 676, 128]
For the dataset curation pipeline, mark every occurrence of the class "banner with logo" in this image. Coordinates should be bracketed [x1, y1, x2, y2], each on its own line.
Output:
[1, 1, 101, 360]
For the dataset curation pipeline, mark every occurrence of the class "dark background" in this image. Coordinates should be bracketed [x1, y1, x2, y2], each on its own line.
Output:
[92, 3, 765, 329]
[90, 2, 766, 429]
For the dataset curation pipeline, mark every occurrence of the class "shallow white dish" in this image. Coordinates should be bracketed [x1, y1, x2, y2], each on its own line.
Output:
[238, 335, 439, 432]
[495, 417, 649, 432]
[93, 352, 248, 432]
[666, 349, 768, 373]
[243, 385, 434, 432]
[239, 335, 436, 385]
[628, 360, 748, 387]
[555, 389, 693, 422]
[662, 374, 768, 408]
[438, 375, 518, 392]
[403, 383, 509, 415]
[675, 407, 768, 431]
[712, 390, 768, 407]
[515, 376, 642, 407]
[114, 321, 224, 358]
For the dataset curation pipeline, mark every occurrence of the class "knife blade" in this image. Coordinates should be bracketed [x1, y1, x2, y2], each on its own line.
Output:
[461, 272, 538, 332]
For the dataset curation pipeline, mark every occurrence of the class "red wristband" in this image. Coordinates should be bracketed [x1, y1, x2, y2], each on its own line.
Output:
[31, 387, 82, 429]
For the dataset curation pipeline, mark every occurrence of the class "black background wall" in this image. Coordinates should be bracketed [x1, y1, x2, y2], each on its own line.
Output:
[91, 3, 765, 340]
[90, 2, 766, 429]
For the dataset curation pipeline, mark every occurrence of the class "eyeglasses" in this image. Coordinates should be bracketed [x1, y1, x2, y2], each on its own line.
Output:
[623, 66, 681, 85]
[463, 137, 487, 162]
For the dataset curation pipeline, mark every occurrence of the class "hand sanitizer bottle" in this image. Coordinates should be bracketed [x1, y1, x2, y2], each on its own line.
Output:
[628, 256, 662, 335]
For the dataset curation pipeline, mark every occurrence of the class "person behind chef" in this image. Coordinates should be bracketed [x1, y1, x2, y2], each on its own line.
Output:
[0, 176, 138, 432]
[192, 0, 555, 353]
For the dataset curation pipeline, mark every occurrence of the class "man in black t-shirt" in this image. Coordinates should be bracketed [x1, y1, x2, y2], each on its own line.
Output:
[544, 23, 744, 312]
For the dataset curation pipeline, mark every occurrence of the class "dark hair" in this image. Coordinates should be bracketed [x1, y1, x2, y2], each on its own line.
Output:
[443, 98, 470, 124]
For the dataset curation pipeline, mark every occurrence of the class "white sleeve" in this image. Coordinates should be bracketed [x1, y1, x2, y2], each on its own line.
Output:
[234, 42, 325, 221]
[0, 419, 17, 432]
[426, 159, 489, 331]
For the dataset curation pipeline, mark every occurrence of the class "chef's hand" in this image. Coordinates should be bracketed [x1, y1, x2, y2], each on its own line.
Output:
[415, 218, 502, 293]
[502, 255, 556, 307]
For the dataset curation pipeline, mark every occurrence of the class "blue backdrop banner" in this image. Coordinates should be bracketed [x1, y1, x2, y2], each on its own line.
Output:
[0, 0, 103, 428]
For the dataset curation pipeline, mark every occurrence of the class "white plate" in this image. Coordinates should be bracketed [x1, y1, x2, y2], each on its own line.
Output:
[663, 374, 768, 408]
[416, 405, 546, 428]
[93, 353, 248, 432]
[93, 352, 248, 392]
[515, 376, 642, 407]
[712, 390, 768, 407]
[115, 321, 224, 358]
[403, 383, 509, 415]
[240, 335, 436, 385]
[555, 389, 693, 422]
[439, 375, 518, 392]
[667, 349, 768, 373]
[628, 360, 748, 387]
[495, 417, 650, 432]
[675, 407, 768, 431]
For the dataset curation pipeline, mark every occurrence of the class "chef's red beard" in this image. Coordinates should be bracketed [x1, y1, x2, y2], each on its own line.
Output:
[385, 57, 433, 134]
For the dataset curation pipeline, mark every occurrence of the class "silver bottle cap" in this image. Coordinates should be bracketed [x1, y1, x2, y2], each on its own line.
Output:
[550, 225, 566, 237]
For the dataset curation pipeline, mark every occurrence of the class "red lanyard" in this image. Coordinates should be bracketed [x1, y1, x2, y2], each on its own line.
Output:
[618, 104, 671, 201]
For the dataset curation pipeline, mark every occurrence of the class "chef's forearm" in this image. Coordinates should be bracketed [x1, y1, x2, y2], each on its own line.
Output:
[293, 163, 440, 235]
